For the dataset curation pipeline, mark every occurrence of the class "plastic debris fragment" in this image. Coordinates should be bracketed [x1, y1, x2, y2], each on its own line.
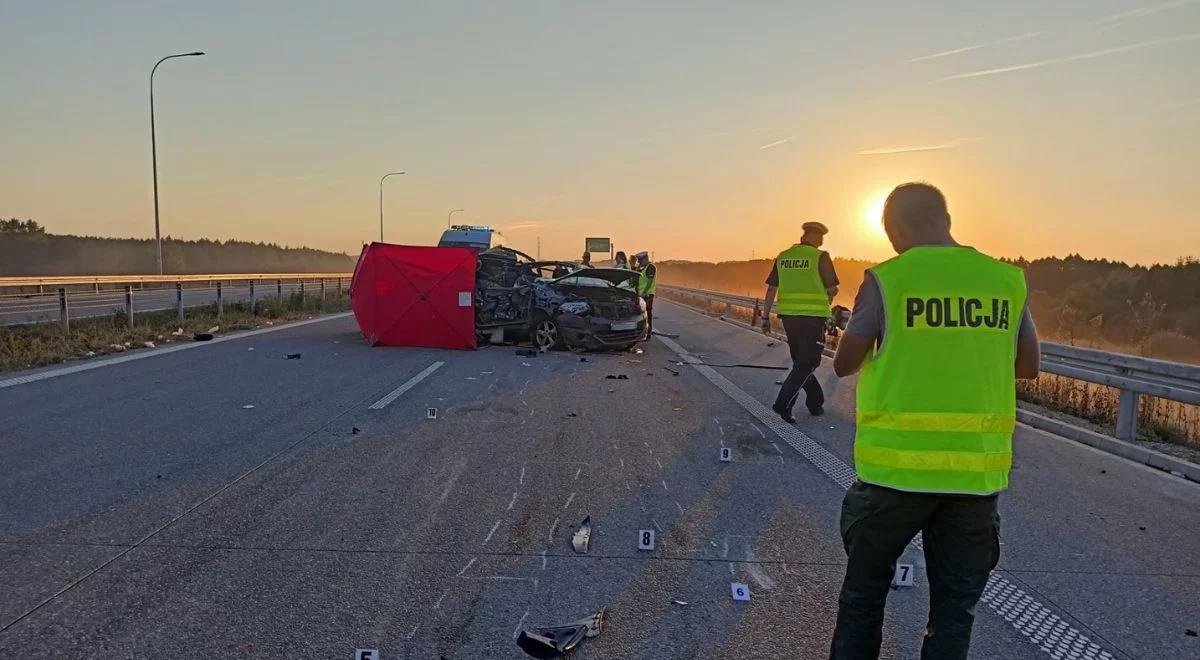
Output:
[572, 516, 591, 554]
[516, 611, 605, 659]
[285, 353, 301, 359]
[193, 333, 213, 341]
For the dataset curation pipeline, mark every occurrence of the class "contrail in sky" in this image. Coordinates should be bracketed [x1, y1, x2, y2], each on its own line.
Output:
[907, 1, 1197, 64]
[1095, 0, 1197, 26]
[757, 136, 795, 150]
[935, 32, 1200, 82]
[857, 138, 978, 156]
[906, 32, 1044, 63]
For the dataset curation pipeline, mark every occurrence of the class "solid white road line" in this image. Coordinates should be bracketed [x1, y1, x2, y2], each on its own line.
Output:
[368, 361, 445, 409]
[0, 312, 354, 390]
[656, 332, 1120, 660]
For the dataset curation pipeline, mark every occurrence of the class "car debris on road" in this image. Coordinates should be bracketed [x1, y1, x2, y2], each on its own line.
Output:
[285, 353, 301, 359]
[572, 516, 591, 554]
[516, 611, 605, 659]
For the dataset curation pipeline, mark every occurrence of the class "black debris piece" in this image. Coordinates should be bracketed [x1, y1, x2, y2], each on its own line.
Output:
[285, 353, 301, 360]
[1100, 469, 1107, 474]
[605, 374, 629, 380]
[767, 341, 777, 347]
[663, 366, 680, 376]
[352, 427, 361, 435]
[652, 331, 680, 338]
[1186, 629, 1197, 637]
[156, 474, 162, 479]
[579, 357, 589, 363]
[1139, 526, 1147, 531]
[192, 333, 214, 342]
[566, 413, 578, 418]
[572, 516, 591, 554]
[686, 360, 788, 371]
[516, 611, 605, 659]
[516, 349, 539, 357]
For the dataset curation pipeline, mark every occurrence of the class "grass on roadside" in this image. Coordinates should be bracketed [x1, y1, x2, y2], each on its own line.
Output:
[0, 292, 351, 373]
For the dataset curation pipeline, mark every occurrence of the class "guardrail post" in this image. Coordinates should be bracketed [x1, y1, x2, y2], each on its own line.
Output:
[216, 281, 223, 319]
[320, 279, 326, 306]
[1116, 389, 1139, 441]
[751, 298, 761, 326]
[276, 279, 283, 301]
[94, 281, 100, 293]
[58, 288, 69, 334]
[299, 280, 306, 301]
[724, 301, 733, 317]
[124, 285, 134, 328]
[249, 280, 256, 315]
[337, 277, 342, 296]
[176, 282, 184, 322]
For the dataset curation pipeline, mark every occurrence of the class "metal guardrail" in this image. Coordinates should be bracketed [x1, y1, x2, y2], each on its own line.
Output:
[659, 283, 1200, 442]
[0, 273, 352, 291]
[1, 274, 353, 330]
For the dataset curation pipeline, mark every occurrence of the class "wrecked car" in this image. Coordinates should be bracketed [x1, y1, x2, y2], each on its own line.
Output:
[475, 247, 648, 351]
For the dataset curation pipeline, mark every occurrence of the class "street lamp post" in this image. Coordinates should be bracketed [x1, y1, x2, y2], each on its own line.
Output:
[150, 51, 204, 275]
[379, 171, 405, 242]
[447, 208, 465, 228]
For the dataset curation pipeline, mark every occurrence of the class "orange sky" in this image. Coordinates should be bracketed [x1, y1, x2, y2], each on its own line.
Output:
[2, 2, 1197, 266]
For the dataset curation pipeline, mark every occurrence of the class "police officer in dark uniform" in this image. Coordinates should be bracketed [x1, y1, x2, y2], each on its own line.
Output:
[761, 221, 839, 422]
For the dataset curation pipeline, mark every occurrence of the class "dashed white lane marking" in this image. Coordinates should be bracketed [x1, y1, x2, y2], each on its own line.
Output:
[652, 518, 664, 532]
[661, 479, 670, 493]
[368, 361, 445, 409]
[562, 493, 576, 510]
[573, 467, 582, 481]
[656, 333, 1122, 660]
[656, 459, 664, 470]
[456, 557, 477, 577]
[540, 551, 548, 570]
[750, 424, 765, 439]
[769, 441, 783, 454]
[675, 501, 686, 514]
[548, 518, 560, 541]
[0, 312, 354, 390]
[619, 458, 626, 468]
[506, 491, 518, 510]
[512, 610, 530, 639]
[434, 589, 450, 610]
[519, 466, 526, 485]
[482, 520, 502, 545]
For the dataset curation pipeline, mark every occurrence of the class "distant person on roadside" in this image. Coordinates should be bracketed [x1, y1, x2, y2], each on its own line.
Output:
[761, 221, 839, 421]
[634, 251, 657, 336]
[581, 251, 593, 268]
[828, 182, 1040, 660]
[614, 251, 629, 269]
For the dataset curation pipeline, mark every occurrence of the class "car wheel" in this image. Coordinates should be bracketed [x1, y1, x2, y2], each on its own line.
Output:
[533, 316, 563, 351]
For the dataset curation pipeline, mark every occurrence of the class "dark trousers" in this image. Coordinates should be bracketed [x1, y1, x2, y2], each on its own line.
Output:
[773, 314, 826, 413]
[830, 481, 1001, 660]
[643, 295, 654, 335]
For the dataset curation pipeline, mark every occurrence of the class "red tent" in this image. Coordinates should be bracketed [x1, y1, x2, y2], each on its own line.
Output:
[350, 243, 477, 350]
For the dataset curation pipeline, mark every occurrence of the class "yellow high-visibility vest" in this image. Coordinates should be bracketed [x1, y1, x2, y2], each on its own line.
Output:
[775, 244, 830, 317]
[855, 246, 1028, 495]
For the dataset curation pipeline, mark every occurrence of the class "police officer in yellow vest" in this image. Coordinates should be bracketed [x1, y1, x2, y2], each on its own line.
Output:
[634, 251, 657, 336]
[829, 183, 1041, 660]
[761, 221, 839, 421]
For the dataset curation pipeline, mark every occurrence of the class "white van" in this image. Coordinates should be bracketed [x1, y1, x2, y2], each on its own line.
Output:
[438, 225, 506, 251]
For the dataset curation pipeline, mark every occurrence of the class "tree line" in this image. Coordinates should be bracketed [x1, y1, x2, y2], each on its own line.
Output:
[659, 253, 1200, 363]
[0, 219, 356, 275]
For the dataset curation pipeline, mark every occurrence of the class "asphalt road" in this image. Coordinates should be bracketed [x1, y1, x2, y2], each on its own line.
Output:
[0, 301, 1197, 659]
[0, 281, 330, 326]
